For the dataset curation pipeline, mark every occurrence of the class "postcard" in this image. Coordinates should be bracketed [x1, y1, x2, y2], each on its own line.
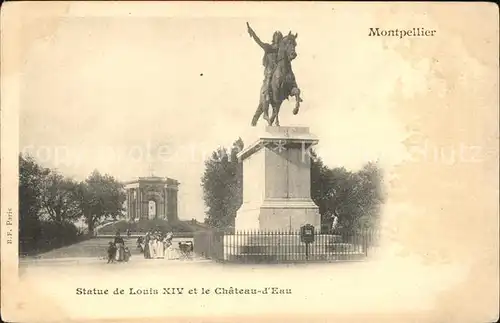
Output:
[1, 2, 499, 322]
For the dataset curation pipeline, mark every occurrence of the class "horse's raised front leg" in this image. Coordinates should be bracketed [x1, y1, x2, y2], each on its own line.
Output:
[291, 87, 302, 115]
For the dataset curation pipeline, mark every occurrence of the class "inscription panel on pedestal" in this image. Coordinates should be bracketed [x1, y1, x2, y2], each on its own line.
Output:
[287, 147, 311, 198]
[265, 148, 288, 199]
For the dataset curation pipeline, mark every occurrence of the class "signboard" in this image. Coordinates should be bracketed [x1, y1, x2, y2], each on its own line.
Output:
[300, 224, 315, 244]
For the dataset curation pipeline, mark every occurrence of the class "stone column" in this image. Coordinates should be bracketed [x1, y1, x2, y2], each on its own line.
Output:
[131, 189, 136, 221]
[166, 186, 178, 222]
[127, 189, 132, 221]
[138, 188, 143, 220]
[135, 189, 140, 220]
[131, 189, 135, 221]
[163, 187, 168, 220]
[172, 188, 178, 221]
[235, 126, 320, 231]
[142, 190, 147, 220]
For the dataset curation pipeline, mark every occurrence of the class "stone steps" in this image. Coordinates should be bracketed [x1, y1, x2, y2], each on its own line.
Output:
[225, 243, 362, 254]
[190, 231, 369, 263]
[226, 252, 366, 263]
[217, 233, 366, 263]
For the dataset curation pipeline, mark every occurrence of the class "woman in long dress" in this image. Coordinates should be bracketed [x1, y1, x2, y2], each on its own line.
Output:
[156, 233, 164, 258]
[143, 232, 151, 259]
[149, 235, 157, 259]
[164, 232, 178, 260]
[114, 232, 125, 262]
[162, 235, 171, 259]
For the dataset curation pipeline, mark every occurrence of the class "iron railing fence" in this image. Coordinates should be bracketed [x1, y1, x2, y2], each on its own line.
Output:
[193, 227, 379, 263]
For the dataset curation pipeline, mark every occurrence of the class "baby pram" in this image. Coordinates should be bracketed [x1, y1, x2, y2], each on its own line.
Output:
[178, 241, 193, 259]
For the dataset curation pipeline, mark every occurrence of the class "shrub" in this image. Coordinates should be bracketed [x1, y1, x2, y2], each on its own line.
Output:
[19, 220, 87, 256]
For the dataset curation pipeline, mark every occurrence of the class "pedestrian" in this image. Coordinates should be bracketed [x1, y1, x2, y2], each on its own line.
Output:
[107, 242, 117, 264]
[331, 213, 339, 233]
[124, 247, 131, 262]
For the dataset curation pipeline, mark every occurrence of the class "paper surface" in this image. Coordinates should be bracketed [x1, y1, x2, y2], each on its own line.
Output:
[1, 2, 499, 322]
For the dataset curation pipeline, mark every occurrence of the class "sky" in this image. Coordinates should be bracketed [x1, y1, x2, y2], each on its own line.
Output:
[18, 6, 429, 221]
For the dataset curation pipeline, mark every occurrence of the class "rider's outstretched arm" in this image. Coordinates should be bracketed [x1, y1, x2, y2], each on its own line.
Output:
[247, 23, 271, 51]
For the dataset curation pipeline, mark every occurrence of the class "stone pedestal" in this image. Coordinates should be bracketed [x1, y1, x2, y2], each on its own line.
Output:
[235, 126, 321, 231]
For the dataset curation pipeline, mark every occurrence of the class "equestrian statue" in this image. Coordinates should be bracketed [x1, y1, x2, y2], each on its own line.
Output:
[247, 22, 303, 127]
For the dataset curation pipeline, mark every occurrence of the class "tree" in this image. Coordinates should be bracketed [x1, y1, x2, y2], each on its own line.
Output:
[19, 154, 85, 253]
[19, 154, 49, 251]
[73, 170, 126, 235]
[19, 155, 128, 253]
[311, 151, 384, 232]
[352, 162, 384, 230]
[311, 152, 348, 228]
[201, 138, 243, 229]
[40, 171, 81, 226]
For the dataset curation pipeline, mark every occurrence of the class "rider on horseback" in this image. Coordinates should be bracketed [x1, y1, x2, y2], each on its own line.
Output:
[247, 23, 282, 119]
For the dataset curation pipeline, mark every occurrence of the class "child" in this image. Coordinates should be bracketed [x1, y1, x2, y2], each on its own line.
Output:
[107, 242, 117, 264]
[124, 247, 131, 262]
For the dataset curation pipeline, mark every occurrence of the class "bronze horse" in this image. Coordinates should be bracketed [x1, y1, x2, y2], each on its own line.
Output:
[251, 32, 302, 127]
